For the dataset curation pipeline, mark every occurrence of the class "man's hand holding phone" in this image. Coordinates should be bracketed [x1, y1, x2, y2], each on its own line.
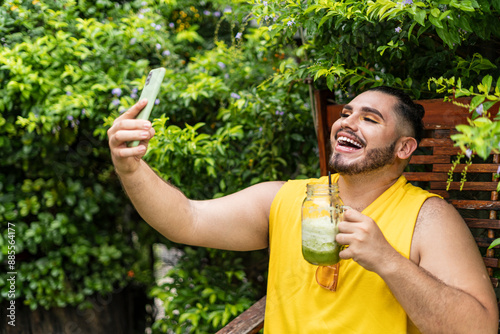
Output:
[107, 99, 155, 176]
[107, 67, 165, 176]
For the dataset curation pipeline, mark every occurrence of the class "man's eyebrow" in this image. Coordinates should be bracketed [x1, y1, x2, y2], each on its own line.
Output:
[342, 104, 385, 121]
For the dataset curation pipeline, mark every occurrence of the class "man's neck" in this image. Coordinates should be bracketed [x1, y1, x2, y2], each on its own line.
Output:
[337, 170, 401, 212]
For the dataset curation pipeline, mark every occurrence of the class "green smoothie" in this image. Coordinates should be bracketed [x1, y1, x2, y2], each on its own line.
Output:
[302, 243, 340, 265]
[302, 217, 340, 266]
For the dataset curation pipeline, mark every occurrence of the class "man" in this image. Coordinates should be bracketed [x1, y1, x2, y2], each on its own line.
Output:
[108, 86, 498, 333]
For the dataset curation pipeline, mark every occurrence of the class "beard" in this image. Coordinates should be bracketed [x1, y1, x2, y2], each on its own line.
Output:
[329, 140, 397, 176]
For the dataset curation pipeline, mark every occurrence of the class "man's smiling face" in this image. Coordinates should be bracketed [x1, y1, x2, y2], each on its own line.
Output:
[329, 90, 402, 175]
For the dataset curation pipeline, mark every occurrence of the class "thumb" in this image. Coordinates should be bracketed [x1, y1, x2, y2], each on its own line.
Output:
[119, 99, 148, 120]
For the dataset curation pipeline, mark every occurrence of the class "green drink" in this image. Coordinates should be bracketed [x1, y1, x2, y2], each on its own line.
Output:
[302, 217, 341, 265]
[301, 183, 343, 266]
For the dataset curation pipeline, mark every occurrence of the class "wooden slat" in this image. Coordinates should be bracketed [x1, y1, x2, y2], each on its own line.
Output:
[423, 123, 464, 130]
[465, 218, 500, 229]
[433, 146, 462, 155]
[431, 181, 498, 191]
[433, 164, 500, 173]
[419, 138, 454, 147]
[476, 236, 499, 248]
[216, 296, 266, 334]
[417, 97, 480, 130]
[483, 257, 499, 268]
[433, 129, 456, 139]
[450, 200, 500, 210]
[404, 172, 448, 182]
[427, 190, 449, 198]
[326, 106, 342, 128]
[409, 155, 450, 164]
[317, 91, 338, 176]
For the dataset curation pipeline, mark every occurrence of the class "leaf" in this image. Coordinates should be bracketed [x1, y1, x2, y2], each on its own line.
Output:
[490, 238, 500, 250]
[492, 0, 500, 11]
[327, 74, 335, 91]
[414, 8, 426, 26]
[314, 69, 329, 81]
[318, 11, 335, 29]
[430, 8, 441, 18]
[304, 4, 323, 14]
[475, 143, 490, 160]
[482, 75, 493, 92]
[470, 95, 485, 109]
[429, 15, 444, 29]
[408, 21, 418, 41]
[455, 124, 473, 136]
[482, 101, 497, 112]
[349, 75, 363, 86]
[208, 293, 216, 304]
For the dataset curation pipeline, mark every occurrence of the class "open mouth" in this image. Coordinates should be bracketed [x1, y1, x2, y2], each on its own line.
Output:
[336, 136, 364, 150]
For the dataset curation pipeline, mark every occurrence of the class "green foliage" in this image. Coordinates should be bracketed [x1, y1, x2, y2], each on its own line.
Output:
[429, 75, 500, 191]
[249, 0, 500, 99]
[0, 0, 171, 310]
[150, 247, 265, 333]
[0, 0, 314, 331]
[141, 23, 318, 200]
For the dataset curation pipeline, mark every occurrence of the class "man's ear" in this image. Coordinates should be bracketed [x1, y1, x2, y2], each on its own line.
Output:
[396, 137, 418, 160]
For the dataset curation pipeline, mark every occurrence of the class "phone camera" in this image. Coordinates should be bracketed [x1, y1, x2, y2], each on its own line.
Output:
[146, 72, 152, 85]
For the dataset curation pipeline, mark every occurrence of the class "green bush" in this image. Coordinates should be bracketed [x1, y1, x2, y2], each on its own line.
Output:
[0, 0, 167, 310]
[0, 0, 316, 331]
[149, 247, 266, 333]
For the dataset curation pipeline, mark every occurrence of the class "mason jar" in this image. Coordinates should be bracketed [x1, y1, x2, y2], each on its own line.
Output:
[301, 183, 344, 266]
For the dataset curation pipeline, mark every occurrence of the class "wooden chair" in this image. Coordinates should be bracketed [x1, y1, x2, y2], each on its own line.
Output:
[217, 90, 500, 333]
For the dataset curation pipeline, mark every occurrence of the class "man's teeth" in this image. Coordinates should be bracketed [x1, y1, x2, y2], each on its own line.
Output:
[338, 136, 362, 148]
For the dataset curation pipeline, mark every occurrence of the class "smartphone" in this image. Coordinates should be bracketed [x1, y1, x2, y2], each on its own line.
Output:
[127, 67, 166, 147]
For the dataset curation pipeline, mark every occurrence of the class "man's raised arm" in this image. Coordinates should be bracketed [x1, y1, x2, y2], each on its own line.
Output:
[107, 100, 282, 251]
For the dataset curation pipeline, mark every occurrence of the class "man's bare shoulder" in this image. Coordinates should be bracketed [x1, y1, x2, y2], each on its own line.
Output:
[411, 196, 471, 264]
[411, 195, 487, 277]
[265, 180, 287, 189]
[415, 196, 462, 230]
[246, 181, 286, 199]
[216, 181, 286, 212]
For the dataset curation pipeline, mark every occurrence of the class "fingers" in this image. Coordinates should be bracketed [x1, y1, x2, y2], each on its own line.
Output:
[107, 99, 155, 175]
[336, 208, 373, 244]
[113, 142, 148, 158]
[337, 207, 363, 235]
[108, 100, 154, 148]
[109, 127, 154, 148]
[342, 206, 364, 221]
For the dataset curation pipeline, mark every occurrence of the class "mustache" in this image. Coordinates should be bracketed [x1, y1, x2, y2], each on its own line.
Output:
[334, 129, 366, 147]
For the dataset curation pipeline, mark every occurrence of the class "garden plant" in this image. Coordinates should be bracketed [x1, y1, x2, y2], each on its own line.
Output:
[0, 0, 499, 333]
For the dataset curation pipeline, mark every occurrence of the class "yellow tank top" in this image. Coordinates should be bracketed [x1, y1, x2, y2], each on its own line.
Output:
[264, 174, 439, 333]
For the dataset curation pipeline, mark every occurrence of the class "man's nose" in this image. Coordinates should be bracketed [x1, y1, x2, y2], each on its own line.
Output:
[340, 114, 358, 132]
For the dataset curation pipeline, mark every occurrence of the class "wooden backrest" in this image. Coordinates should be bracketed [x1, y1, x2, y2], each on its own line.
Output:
[314, 90, 500, 287]
[218, 90, 500, 333]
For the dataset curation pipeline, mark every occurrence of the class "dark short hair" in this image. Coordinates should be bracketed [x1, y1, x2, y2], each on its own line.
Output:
[366, 86, 425, 145]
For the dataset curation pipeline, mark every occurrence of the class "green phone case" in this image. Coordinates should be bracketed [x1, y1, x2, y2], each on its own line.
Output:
[127, 67, 166, 147]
